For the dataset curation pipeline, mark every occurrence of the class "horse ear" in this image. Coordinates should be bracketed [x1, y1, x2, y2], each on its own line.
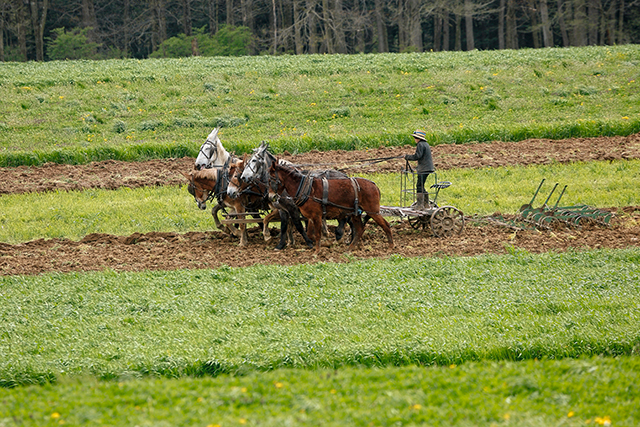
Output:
[181, 171, 193, 181]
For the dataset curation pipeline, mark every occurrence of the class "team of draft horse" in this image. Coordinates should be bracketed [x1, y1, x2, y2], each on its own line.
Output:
[183, 128, 395, 253]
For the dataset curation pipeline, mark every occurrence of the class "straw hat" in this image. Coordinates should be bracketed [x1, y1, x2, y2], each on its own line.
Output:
[412, 129, 427, 141]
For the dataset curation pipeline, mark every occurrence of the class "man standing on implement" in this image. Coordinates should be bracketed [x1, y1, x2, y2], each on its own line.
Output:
[404, 129, 435, 210]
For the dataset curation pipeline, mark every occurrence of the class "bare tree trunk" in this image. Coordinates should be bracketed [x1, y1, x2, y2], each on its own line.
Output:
[573, 0, 588, 46]
[333, 0, 346, 53]
[455, 12, 462, 51]
[149, 0, 167, 53]
[605, 0, 616, 44]
[506, 0, 517, 49]
[498, 0, 505, 49]
[434, 8, 442, 51]
[587, 0, 599, 45]
[181, 0, 192, 36]
[293, 0, 304, 54]
[28, 0, 48, 61]
[321, 0, 333, 53]
[398, 0, 408, 51]
[374, 0, 388, 52]
[353, 0, 367, 53]
[226, 0, 234, 26]
[16, 0, 28, 60]
[81, 0, 99, 43]
[208, 0, 219, 34]
[0, 2, 4, 61]
[409, 0, 422, 51]
[617, 0, 624, 43]
[539, 0, 552, 46]
[123, 0, 131, 56]
[272, 0, 277, 53]
[464, 0, 474, 50]
[442, 7, 450, 50]
[557, 0, 570, 45]
[308, 0, 319, 53]
[240, 0, 254, 29]
[529, 0, 541, 48]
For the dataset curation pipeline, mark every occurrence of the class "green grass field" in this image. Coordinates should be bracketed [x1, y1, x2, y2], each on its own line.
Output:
[1, 45, 639, 166]
[2, 357, 639, 426]
[1, 249, 639, 425]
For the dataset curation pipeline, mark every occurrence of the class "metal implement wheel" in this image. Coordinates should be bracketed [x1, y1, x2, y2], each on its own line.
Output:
[430, 206, 465, 237]
[408, 215, 430, 230]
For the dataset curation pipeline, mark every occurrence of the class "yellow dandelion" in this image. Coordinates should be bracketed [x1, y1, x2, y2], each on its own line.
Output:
[206, 424, 221, 427]
[275, 382, 283, 388]
[51, 413, 61, 419]
[449, 364, 456, 369]
[622, 116, 629, 120]
[330, 389, 336, 394]
[568, 411, 575, 417]
[411, 404, 422, 410]
[239, 418, 247, 424]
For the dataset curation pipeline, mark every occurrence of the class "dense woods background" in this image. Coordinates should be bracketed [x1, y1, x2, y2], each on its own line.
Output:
[1, 0, 639, 61]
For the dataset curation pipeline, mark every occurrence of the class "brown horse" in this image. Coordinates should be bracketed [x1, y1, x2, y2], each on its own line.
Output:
[183, 162, 276, 246]
[268, 160, 394, 253]
[227, 156, 315, 250]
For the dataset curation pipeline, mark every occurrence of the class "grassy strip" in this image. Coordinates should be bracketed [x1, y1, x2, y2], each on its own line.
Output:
[1, 248, 639, 387]
[1, 45, 639, 166]
[1, 159, 638, 244]
[2, 356, 638, 426]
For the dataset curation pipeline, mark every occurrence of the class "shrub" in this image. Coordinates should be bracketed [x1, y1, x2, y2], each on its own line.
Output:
[150, 26, 253, 58]
[47, 28, 100, 60]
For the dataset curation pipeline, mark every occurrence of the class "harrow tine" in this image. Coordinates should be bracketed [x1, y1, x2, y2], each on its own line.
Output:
[542, 183, 559, 208]
[553, 185, 567, 209]
[520, 179, 546, 212]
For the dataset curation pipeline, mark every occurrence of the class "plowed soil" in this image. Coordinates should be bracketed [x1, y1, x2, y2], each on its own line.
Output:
[1, 134, 639, 276]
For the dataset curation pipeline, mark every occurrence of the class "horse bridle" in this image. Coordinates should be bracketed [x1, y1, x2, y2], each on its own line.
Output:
[198, 139, 220, 168]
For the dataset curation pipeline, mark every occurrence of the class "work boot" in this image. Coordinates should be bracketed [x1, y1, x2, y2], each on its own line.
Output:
[415, 193, 425, 210]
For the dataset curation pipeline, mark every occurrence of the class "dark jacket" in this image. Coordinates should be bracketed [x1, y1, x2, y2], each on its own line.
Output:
[405, 140, 435, 174]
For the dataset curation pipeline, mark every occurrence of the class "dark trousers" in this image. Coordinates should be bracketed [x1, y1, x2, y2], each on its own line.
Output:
[416, 173, 430, 194]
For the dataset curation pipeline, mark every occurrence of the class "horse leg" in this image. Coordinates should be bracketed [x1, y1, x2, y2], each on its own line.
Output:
[263, 209, 279, 242]
[335, 218, 346, 242]
[238, 208, 249, 247]
[308, 217, 324, 253]
[287, 218, 295, 247]
[278, 199, 314, 249]
[290, 212, 314, 249]
[321, 219, 329, 237]
[347, 215, 365, 251]
[275, 210, 290, 250]
[336, 216, 356, 245]
[212, 203, 232, 235]
[367, 213, 395, 249]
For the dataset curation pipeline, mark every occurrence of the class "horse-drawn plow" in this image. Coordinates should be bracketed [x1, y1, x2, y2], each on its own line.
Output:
[475, 179, 614, 231]
[379, 165, 465, 238]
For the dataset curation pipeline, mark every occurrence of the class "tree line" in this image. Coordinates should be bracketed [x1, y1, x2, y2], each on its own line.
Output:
[1, 0, 639, 61]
